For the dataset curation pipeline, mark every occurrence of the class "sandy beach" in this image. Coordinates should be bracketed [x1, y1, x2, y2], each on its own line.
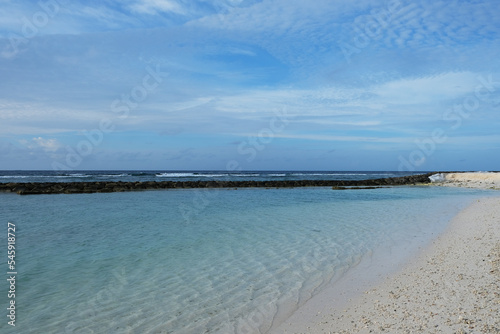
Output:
[433, 172, 500, 190]
[271, 174, 500, 334]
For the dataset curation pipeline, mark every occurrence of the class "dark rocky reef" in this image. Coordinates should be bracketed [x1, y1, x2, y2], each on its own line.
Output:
[0, 173, 437, 195]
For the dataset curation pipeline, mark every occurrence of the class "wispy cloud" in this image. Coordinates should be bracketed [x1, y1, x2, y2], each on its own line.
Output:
[128, 0, 185, 15]
[370, 72, 479, 105]
[0, 0, 499, 170]
[245, 133, 413, 143]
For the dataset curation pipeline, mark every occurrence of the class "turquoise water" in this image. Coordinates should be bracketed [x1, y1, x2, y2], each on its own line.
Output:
[0, 186, 496, 333]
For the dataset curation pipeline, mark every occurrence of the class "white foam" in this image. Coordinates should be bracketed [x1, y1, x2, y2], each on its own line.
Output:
[156, 173, 226, 178]
[429, 173, 446, 183]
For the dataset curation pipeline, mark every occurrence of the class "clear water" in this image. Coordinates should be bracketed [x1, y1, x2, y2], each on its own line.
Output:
[0, 183, 496, 333]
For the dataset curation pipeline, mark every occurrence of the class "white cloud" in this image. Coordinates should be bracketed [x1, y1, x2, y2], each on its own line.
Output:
[0, 99, 115, 135]
[24, 137, 62, 152]
[298, 120, 381, 127]
[129, 0, 185, 15]
[244, 133, 414, 143]
[212, 86, 374, 116]
[371, 72, 479, 105]
[167, 97, 215, 112]
[224, 46, 256, 57]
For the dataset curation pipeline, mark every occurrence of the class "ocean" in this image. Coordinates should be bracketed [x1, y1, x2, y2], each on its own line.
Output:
[0, 171, 496, 333]
[0, 170, 424, 184]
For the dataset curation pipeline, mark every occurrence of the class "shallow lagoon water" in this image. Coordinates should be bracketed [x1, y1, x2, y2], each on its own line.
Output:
[0, 185, 495, 333]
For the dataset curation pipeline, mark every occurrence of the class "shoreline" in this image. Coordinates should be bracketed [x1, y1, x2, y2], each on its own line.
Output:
[270, 194, 500, 333]
[433, 172, 500, 190]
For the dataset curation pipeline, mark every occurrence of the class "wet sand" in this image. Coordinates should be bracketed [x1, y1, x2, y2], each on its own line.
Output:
[270, 175, 500, 334]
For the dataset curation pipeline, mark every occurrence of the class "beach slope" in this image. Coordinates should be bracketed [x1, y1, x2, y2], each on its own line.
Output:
[272, 196, 500, 334]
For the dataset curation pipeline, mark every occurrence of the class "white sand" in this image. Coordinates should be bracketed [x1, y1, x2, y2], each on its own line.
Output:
[269, 196, 500, 334]
[435, 172, 500, 190]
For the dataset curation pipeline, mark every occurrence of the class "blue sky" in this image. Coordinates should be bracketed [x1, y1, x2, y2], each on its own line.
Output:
[1, 0, 499, 171]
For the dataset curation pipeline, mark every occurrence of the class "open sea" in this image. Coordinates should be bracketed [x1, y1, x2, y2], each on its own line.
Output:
[1, 171, 497, 333]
